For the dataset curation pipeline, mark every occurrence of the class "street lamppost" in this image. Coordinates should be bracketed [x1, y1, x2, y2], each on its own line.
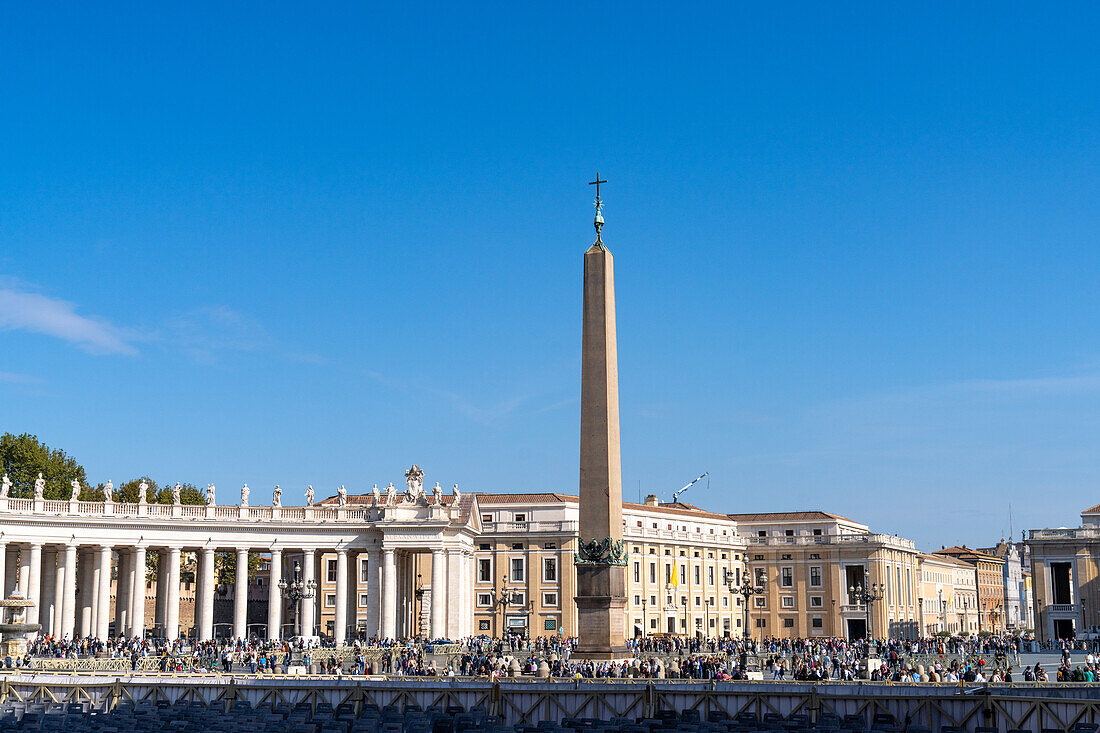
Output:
[725, 563, 766, 642]
[277, 559, 316, 639]
[849, 582, 884, 650]
[640, 597, 647, 639]
[490, 574, 513, 639]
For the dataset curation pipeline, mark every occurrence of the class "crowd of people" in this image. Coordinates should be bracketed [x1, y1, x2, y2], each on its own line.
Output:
[11, 631, 1096, 684]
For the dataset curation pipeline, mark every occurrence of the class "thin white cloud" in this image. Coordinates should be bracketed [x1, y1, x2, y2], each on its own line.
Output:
[165, 305, 268, 363]
[0, 371, 43, 384]
[0, 287, 138, 356]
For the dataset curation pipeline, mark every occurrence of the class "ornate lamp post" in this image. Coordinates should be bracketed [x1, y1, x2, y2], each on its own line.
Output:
[725, 562, 766, 642]
[849, 582, 884, 650]
[489, 574, 513, 639]
[277, 559, 316, 639]
[640, 597, 648, 638]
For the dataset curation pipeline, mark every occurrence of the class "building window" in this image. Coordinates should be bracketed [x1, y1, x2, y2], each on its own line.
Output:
[810, 596, 823, 608]
[511, 558, 525, 582]
[809, 553, 820, 559]
[756, 618, 767, 628]
[758, 531, 766, 537]
[783, 618, 794, 628]
[544, 542, 556, 549]
[479, 620, 491, 631]
[327, 560, 337, 583]
[649, 563, 656, 583]
[324, 593, 336, 608]
[695, 596, 701, 607]
[481, 514, 493, 523]
[511, 543, 523, 550]
[781, 567, 793, 587]
[543, 558, 557, 582]
[543, 592, 558, 606]
[359, 558, 370, 584]
[359, 593, 369, 607]
[708, 566, 714, 585]
[514, 513, 526, 522]
[810, 567, 822, 587]
[813, 529, 822, 536]
[812, 617, 823, 628]
[633, 562, 640, 583]
[785, 530, 794, 537]
[781, 596, 794, 609]
[754, 596, 766, 608]
[665, 564, 671, 584]
[544, 618, 557, 631]
[478, 559, 492, 583]
[477, 593, 492, 607]
[694, 566, 701, 585]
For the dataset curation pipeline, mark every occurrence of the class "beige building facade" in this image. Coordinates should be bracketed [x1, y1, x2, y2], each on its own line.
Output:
[1026, 503, 1100, 641]
[729, 512, 921, 641]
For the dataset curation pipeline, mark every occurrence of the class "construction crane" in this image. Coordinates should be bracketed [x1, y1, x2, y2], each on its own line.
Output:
[672, 472, 708, 503]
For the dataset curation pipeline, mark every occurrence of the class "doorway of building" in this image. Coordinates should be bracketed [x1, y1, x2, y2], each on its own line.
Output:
[847, 619, 867, 641]
[1055, 619, 1075, 640]
[667, 617, 676, 634]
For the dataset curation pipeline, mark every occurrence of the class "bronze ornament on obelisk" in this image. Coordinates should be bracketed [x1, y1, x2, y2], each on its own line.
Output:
[574, 174, 628, 658]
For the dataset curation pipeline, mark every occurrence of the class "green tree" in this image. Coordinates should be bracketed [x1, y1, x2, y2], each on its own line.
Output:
[116, 477, 158, 504]
[152, 481, 205, 505]
[0, 433, 87, 499]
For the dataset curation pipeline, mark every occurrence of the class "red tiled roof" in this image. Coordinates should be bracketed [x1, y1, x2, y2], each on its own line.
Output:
[726, 510, 859, 524]
[933, 545, 1002, 563]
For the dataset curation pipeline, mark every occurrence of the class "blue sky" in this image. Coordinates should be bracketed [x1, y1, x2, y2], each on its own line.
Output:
[2, 3, 1099, 550]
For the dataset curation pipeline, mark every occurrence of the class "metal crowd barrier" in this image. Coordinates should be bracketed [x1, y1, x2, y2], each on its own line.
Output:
[2, 675, 1100, 730]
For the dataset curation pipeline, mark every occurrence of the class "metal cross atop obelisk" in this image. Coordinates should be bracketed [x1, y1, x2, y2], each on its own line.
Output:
[589, 173, 606, 243]
[575, 173, 628, 658]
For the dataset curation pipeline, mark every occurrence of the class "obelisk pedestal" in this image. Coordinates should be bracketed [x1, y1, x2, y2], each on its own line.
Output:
[574, 187, 628, 659]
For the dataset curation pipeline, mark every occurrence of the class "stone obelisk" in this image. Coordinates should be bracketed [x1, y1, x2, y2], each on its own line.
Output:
[575, 174, 627, 658]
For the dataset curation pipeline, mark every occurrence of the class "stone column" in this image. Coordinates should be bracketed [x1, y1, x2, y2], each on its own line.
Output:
[125, 549, 138, 637]
[165, 547, 181, 641]
[234, 548, 248, 640]
[430, 548, 446, 639]
[17, 546, 31, 597]
[154, 551, 167, 637]
[79, 548, 94, 636]
[267, 549, 282, 640]
[198, 548, 216, 641]
[335, 548, 348, 645]
[89, 550, 101, 637]
[41, 549, 58, 637]
[61, 544, 77, 639]
[362, 549, 378, 638]
[96, 546, 112, 639]
[115, 550, 130, 635]
[346, 549, 359, 641]
[0, 543, 10, 598]
[381, 548, 396, 640]
[130, 545, 146, 639]
[445, 550, 461, 639]
[301, 549, 316, 636]
[26, 543, 43, 630]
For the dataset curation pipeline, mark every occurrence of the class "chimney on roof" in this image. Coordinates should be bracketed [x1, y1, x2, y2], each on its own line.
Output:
[645, 494, 659, 507]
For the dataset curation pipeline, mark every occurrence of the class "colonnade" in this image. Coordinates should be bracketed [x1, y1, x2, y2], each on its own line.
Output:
[0, 541, 473, 643]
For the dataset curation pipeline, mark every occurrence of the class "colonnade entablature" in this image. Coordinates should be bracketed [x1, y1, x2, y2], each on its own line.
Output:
[0, 479, 482, 646]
